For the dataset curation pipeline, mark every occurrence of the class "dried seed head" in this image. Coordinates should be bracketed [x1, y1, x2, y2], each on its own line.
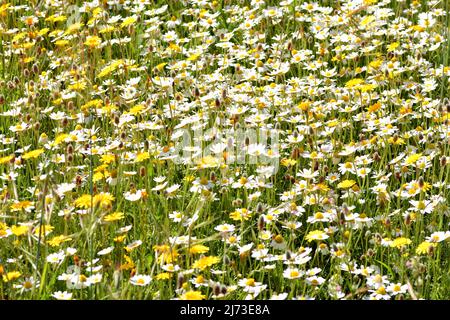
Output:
[258, 215, 265, 231]
[291, 147, 300, 159]
[220, 285, 227, 295]
[232, 198, 243, 207]
[373, 151, 381, 161]
[427, 244, 435, 256]
[441, 156, 447, 166]
[285, 250, 292, 261]
[213, 283, 221, 296]
[32, 63, 39, 74]
[139, 166, 146, 177]
[418, 176, 424, 188]
[177, 273, 185, 289]
[287, 41, 293, 51]
[222, 88, 227, 99]
[313, 161, 319, 171]
[404, 214, 411, 226]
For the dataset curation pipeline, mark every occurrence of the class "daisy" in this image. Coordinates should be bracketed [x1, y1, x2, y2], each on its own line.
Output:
[130, 275, 152, 286]
[52, 291, 73, 300]
[283, 268, 303, 279]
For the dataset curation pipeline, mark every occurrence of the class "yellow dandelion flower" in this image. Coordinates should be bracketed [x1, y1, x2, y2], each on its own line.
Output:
[192, 256, 220, 270]
[337, 180, 356, 189]
[11, 225, 30, 236]
[387, 42, 400, 52]
[68, 80, 87, 91]
[114, 235, 127, 243]
[345, 78, 364, 88]
[84, 35, 102, 48]
[189, 244, 209, 255]
[93, 172, 104, 182]
[104, 212, 125, 222]
[119, 255, 135, 271]
[22, 149, 44, 160]
[73, 194, 93, 209]
[390, 237, 412, 249]
[135, 151, 150, 163]
[0, 154, 14, 164]
[416, 241, 437, 255]
[93, 192, 115, 208]
[405, 153, 422, 165]
[55, 39, 70, 47]
[2, 271, 21, 282]
[180, 291, 206, 300]
[155, 272, 172, 280]
[10, 200, 34, 212]
[47, 235, 72, 247]
[52, 133, 69, 146]
[281, 158, 297, 167]
[65, 22, 84, 35]
[120, 16, 137, 29]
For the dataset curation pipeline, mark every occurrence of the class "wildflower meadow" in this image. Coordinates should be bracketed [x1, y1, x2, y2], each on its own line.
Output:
[0, 0, 449, 301]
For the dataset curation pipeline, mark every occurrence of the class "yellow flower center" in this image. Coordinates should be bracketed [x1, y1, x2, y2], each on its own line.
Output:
[245, 278, 255, 286]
